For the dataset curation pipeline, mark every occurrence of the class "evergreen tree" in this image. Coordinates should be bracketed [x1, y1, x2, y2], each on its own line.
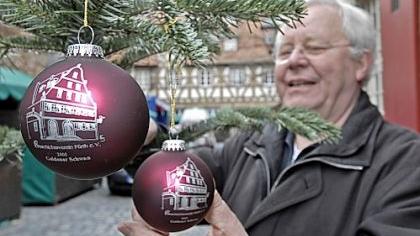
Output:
[0, 0, 306, 68]
[0, 0, 341, 142]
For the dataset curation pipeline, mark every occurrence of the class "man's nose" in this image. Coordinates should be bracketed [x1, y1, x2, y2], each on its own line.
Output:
[288, 48, 309, 69]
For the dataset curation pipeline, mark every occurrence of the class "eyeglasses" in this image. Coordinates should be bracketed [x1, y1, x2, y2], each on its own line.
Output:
[276, 43, 351, 61]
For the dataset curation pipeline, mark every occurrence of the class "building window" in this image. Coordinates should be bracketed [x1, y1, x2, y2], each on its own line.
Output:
[66, 91, 72, 100]
[262, 68, 275, 85]
[43, 102, 49, 112]
[72, 71, 79, 79]
[63, 120, 75, 136]
[47, 120, 58, 137]
[67, 81, 73, 89]
[75, 83, 81, 91]
[134, 69, 152, 91]
[33, 122, 38, 132]
[198, 69, 212, 86]
[75, 93, 81, 102]
[168, 70, 182, 87]
[230, 67, 246, 86]
[391, 0, 399, 12]
[223, 38, 238, 52]
[63, 106, 70, 114]
[51, 104, 58, 112]
[59, 105, 65, 114]
[57, 89, 63, 99]
[263, 30, 276, 47]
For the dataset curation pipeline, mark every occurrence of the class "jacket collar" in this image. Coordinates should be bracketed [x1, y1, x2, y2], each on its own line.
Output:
[313, 91, 383, 167]
[244, 91, 383, 167]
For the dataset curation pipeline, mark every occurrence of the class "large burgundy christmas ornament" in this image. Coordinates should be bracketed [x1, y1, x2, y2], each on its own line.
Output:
[133, 139, 214, 232]
[19, 43, 149, 179]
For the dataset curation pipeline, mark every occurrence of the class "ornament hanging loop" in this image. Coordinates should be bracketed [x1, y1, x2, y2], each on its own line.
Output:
[168, 126, 179, 140]
[167, 66, 182, 141]
[77, 25, 95, 44]
[168, 67, 178, 133]
[68, 26, 103, 57]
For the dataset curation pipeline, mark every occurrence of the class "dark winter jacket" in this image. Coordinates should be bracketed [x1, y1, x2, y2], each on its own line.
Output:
[198, 91, 420, 236]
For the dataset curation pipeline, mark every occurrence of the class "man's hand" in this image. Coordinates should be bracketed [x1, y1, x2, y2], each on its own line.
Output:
[118, 191, 247, 236]
[205, 191, 248, 236]
[118, 207, 169, 236]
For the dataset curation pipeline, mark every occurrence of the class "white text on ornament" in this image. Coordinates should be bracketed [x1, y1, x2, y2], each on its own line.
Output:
[46, 156, 68, 162]
[69, 156, 91, 162]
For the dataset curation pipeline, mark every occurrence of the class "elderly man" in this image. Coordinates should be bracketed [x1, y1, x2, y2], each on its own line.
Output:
[119, 0, 420, 235]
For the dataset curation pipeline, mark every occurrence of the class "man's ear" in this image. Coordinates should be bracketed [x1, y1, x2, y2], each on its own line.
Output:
[355, 51, 374, 83]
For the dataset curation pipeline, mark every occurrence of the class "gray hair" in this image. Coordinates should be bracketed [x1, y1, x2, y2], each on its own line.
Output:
[275, 0, 376, 66]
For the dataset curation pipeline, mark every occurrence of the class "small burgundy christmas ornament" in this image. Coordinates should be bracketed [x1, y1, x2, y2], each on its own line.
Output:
[19, 27, 149, 179]
[133, 139, 214, 232]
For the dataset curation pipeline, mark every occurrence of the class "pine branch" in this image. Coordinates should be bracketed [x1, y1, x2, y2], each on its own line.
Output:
[165, 19, 211, 68]
[175, 107, 341, 144]
[102, 21, 164, 68]
[273, 107, 341, 143]
[0, 36, 65, 53]
[0, 0, 306, 68]
[177, 0, 306, 23]
[115, 45, 159, 69]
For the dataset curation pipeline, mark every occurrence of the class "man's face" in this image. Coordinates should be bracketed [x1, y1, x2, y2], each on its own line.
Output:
[275, 5, 363, 123]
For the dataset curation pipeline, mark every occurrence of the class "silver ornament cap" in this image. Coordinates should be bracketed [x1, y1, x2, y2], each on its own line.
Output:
[66, 25, 104, 58]
[162, 139, 186, 152]
[66, 44, 104, 58]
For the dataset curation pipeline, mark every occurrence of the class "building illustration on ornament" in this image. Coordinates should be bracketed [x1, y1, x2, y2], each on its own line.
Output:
[161, 158, 209, 215]
[25, 63, 105, 142]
